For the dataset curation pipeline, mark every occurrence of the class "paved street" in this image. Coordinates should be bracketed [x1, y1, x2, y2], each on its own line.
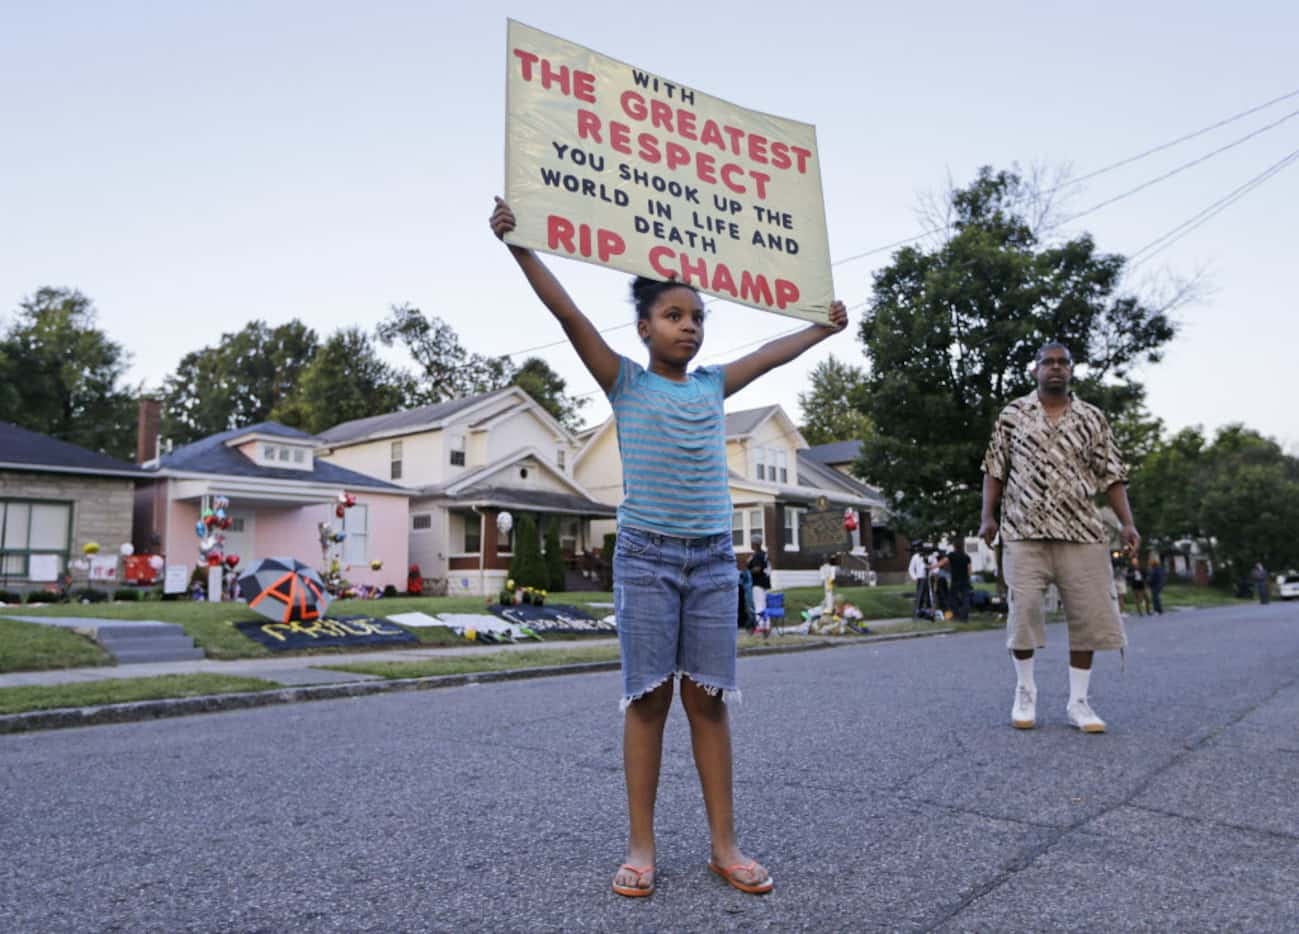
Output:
[2, 602, 1296, 933]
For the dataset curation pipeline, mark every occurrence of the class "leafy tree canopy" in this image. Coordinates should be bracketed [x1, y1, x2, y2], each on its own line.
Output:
[511, 356, 589, 431]
[161, 320, 319, 445]
[857, 167, 1180, 538]
[271, 328, 416, 435]
[797, 354, 873, 447]
[0, 287, 137, 458]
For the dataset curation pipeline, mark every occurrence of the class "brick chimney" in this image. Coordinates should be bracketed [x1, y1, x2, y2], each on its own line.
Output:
[136, 398, 162, 464]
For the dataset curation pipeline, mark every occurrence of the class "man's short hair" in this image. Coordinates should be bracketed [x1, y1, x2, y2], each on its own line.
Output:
[1035, 341, 1073, 365]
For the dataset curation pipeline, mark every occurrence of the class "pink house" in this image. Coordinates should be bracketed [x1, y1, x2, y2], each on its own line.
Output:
[134, 414, 410, 592]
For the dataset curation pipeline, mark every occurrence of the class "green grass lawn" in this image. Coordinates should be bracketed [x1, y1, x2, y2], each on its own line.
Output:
[0, 673, 279, 716]
[0, 591, 615, 670]
[0, 618, 113, 672]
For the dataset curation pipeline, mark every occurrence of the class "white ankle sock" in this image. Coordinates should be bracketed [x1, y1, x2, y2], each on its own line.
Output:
[1013, 656, 1035, 692]
[1068, 666, 1091, 705]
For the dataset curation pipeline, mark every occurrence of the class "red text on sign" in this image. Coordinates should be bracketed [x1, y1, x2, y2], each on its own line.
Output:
[648, 246, 800, 310]
[512, 49, 597, 103]
[548, 214, 626, 263]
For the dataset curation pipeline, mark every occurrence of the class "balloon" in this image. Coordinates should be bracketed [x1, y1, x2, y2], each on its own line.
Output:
[148, 555, 165, 572]
[369, 558, 383, 571]
[119, 542, 135, 557]
[333, 532, 346, 543]
[221, 517, 233, 530]
[204, 514, 218, 527]
[82, 542, 100, 555]
[335, 504, 345, 519]
[213, 496, 230, 510]
[224, 554, 240, 568]
[195, 520, 206, 538]
[199, 534, 218, 552]
[206, 553, 223, 566]
[497, 511, 513, 535]
[843, 508, 859, 532]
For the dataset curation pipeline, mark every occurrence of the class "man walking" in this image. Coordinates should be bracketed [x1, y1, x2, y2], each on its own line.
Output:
[979, 342, 1140, 733]
[945, 546, 973, 623]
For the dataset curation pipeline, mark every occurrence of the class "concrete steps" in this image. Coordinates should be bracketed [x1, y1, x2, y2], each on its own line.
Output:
[95, 622, 206, 664]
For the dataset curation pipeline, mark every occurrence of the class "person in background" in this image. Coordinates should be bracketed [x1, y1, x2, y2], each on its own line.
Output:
[747, 534, 771, 634]
[909, 543, 931, 619]
[1252, 561, 1271, 604]
[1126, 556, 1151, 616]
[1147, 554, 1166, 615]
[946, 545, 973, 623]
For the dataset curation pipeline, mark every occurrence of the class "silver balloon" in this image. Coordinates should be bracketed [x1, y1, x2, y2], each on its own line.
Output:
[496, 511, 513, 535]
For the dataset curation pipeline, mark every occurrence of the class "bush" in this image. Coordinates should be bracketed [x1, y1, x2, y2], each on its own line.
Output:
[113, 588, 142, 601]
[382, 585, 398, 598]
[71, 587, 109, 603]
[601, 533, 617, 590]
[544, 517, 566, 592]
[25, 590, 62, 605]
[508, 515, 548, 589]
[0, 589, 23, 605]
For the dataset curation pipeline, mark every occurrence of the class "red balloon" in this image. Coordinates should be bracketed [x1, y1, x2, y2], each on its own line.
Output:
[206, 553, 223, 566]
[221, 517, 233, 530]
[204, 514, 218, 527]
[335, 504, 346, 518]
[224, 554, 240, 568]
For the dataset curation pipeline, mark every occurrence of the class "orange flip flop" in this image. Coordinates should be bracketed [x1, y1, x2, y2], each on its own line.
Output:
[708, 860, 774, 894]
[612, 863, 655, 897]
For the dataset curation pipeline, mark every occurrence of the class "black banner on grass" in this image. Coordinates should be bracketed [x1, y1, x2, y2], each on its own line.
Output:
[235, 615, 417, 651]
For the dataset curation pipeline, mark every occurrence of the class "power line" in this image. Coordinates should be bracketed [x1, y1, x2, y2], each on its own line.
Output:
[1127, 145, 1299, 269]
[1050, 106, 1299, 230]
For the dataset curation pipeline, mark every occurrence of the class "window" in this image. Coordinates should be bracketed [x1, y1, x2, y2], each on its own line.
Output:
[754, 447, 767, 481]
[391, 440, 403, 481]
[412, 513, 432, 531]
[263, 444, 276, 460]
[496, 524, 513, 554]
[1, 499, 72, 577]
[230, 517, 246, 533]
[293, 448, 305, 463]
[463, 516, 481, 553]
[278, 447, 290, 462]
[732, 508, 765, 550]
[559, 518, 578, 554]
[449, 434, 466, 467]
[784, 506, 803, 551]
[872, 526, 896, 561]
[342, 504, 368, 564]
[557, 448, 566, 470]
[776, 450, 788, 484]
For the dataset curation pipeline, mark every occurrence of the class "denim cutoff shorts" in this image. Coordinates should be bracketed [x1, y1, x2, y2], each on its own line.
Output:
[612, 525, 740, 710]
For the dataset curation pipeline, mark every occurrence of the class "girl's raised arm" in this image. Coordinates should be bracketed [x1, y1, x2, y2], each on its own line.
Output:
[491, 197, 621, 394]
[720, 301, 848, 398]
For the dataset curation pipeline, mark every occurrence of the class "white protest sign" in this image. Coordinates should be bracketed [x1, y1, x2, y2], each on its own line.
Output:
[88, 555, 118, 582]
[505, 19, 832, 322]
[164, 564, 190, 595]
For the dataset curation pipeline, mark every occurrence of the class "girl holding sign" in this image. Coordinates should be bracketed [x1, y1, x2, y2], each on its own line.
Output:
[491, 196, 846, 897]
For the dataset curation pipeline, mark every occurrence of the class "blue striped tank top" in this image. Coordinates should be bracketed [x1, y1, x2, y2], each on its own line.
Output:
[607, 356, 732, 538]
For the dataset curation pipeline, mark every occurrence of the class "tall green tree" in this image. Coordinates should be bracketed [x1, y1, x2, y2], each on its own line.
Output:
[857, 167, 1181, 538]
[0, 288, 137, 458]
[160, 320, 319, 444]
[508, 514, 548, 589]
[797, 355, 873, 446]
[512, 356, 589, 431]
[271, 328, 416, 435]
[377, 304, 515, 404]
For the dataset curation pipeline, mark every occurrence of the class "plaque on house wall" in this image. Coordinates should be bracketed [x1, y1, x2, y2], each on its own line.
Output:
[799, 498, 851, 557]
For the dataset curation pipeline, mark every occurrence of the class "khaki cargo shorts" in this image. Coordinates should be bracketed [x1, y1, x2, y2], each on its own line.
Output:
[1003, 540, 1126, 652]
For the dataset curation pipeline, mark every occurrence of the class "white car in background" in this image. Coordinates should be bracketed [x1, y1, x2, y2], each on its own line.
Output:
[1279, 572, 1299, 600]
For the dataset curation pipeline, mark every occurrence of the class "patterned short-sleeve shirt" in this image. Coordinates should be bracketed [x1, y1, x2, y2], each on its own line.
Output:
[982, 391, 1127, 543]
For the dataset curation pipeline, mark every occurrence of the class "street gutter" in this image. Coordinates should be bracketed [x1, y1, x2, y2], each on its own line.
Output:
[0, 628, 955, 734]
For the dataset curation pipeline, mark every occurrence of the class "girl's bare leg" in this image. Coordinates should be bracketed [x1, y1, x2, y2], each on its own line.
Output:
[679, 677, 768, 885]
[616, 678, 674, 891]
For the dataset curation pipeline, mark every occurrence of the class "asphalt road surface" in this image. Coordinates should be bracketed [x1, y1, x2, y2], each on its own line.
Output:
[3, 602, 1296, 933]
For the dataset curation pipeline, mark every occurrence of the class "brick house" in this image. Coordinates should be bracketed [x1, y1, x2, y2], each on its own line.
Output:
[0, 420, 141, 594]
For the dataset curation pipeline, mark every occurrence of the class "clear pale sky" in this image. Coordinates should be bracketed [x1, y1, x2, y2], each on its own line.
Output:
[2, 2, 1295, 450]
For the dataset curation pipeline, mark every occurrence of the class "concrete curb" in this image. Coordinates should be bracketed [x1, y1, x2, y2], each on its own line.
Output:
[0, 628, 957, 735]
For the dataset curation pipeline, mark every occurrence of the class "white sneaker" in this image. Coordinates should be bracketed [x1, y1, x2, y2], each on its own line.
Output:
[1011, 684, 1036, 729]
[1067, 698, 1106, 733]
